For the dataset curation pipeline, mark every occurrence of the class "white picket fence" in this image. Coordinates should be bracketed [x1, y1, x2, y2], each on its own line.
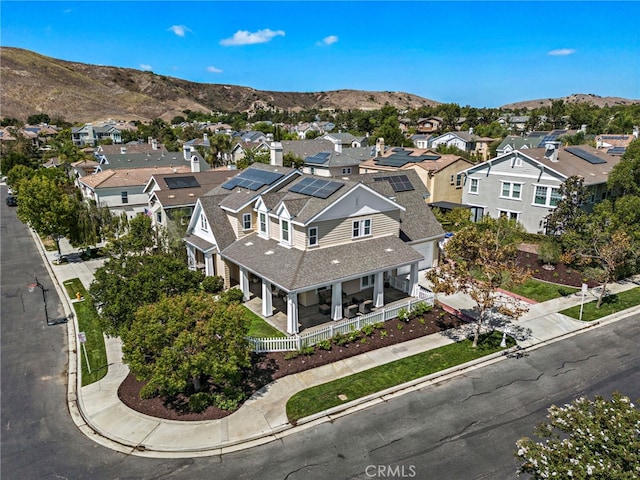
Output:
[248, 293, 435, 353]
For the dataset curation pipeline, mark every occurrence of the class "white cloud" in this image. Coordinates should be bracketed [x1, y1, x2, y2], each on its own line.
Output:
[139, 64, 153, 71]
[220, 28, 285, 46]
[548, 48, 575, 56]
[206, 66, 223, 73]
[169, 25, 192, 37]
[320, 35, 339, 46]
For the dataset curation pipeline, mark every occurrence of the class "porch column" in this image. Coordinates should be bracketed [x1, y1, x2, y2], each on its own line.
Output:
[331, 282, 343, 321]
[373, 272, 385, 308]
[409, 262, 419, 297]
[239, 267, 250, 301]
[186, 244, 197, 271]
[286, 292, 299, 334]
[205, 253, 215, 277]
[261, 280, 273, 317]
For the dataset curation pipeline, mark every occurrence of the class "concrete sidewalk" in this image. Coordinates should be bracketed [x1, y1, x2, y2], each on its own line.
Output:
[37, 234, 640, 458]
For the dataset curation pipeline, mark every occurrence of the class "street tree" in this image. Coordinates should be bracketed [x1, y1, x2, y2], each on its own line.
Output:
[15, 174, 76, 255]
[607, 138, 640, 197]
[121, 291, 252, 407]
[544, 176, 588, 236]
[516, 393, 640, 479]
[90, 252, 204, 335]
[426, 216, 530, 347]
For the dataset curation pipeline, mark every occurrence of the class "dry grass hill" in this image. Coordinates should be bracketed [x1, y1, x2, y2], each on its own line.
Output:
[0, 47, 440, 123]
[502, 93, 639, 110]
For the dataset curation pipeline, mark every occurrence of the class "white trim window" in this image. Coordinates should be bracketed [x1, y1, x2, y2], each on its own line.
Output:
[469, 178, 479, 194]
[280, 219, 290, 245]
[352, 218, 372, 239]
[498, 209, 519, 221]
[121, 191, 129, 204]
[533, 185, 561, 207]
[361, 274, 375, 289]
[308, 226, 318, 247]
[200, 214, 208, 231]
[242, 213, 252, 230]
[500, 181, 523, 200]
[342, 167, 352, 175]
[258, 212, 267, 236]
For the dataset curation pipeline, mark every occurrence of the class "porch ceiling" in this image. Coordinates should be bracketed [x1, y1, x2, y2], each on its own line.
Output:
[221, 233, 423, 292]
[184, 233, 216, 253]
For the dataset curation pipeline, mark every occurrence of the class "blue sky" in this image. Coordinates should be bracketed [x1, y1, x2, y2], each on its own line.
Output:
[2, 1, 639, 108]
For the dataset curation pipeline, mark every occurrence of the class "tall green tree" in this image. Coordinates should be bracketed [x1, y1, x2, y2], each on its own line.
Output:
[16, 174, 76, 254]
[544, 176, 588, 235]
[607, 138, 640, 198]
[516, 393, 640, 479]
[122, 291, 252, 403]
[426, 217, 530, 347]
[90, 252, 204, 335]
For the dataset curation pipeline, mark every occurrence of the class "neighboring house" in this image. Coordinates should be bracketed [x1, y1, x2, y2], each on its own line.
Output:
[496, 135, 541, 156]
[321, 132, 368, 150]
[184, 160, 440, 334]
[144, 169, 234, 228]
[95, 137, 166, 158]
[458, 143, 622, 233]
[416, 117, 443, 134]
[411, 134, 432, 149]
[301, 146, 373, 177]
[280, 138, 335, 160]
[72, 123, 122, 146]
[595, 130, 637, 155]
[429, 129, 496, 161]
[230, 141, 271, 164]
[497, 115, 530, 132]
[358, 146, 474, 205]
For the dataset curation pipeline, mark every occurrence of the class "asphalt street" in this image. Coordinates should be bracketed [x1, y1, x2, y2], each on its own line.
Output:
[2, 182, 639, 479]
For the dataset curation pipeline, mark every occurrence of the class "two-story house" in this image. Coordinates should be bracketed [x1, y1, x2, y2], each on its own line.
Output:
[184, 162, 442, 334]
[458, 142, 622, 233]
[321, 132, 369, 149]
[429, 129, 496, 161]
[358, 145, 474, 205]
[301, 146, 373, 177]
[72, 123, 123, 146]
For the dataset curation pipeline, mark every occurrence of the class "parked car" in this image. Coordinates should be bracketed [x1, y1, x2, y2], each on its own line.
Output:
[6, 195, 17, 206]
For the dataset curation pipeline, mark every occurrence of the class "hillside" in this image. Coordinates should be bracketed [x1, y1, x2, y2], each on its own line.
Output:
[0, 47, 440, 123]
[501, 93, 639, 110]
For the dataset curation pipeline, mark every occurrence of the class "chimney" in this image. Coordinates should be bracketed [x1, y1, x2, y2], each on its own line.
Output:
[270, 141, 283, 166]
[203, 133, 208, 143]
[148, 136, 153, 144]
[334, 142, 342, 154]
[120, 146, 127, 154]
[183, 144, 190, 161]
[151, 139, 158, 150]
[191, 154, 201, 173]
[469, 127, 474, 135]
[580, 124, 587, 134]
[633, 126, 639, 139]
[375, 138, 385, 157]
[544, 141, 560, 162]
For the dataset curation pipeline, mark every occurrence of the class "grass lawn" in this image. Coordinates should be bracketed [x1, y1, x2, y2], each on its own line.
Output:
[243, 306, 286, 338]
[63, 278, 108, 385]
[560, 287, 640, 321]
[286, 331, 513, 424]
[508, 278, 579, 303]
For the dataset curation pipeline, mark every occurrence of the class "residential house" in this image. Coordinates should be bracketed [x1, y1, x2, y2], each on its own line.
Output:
[429, 129, 496, 161]
[416, 117, 443, 134]
[458, 143, 622, 233]
[411, 134, 432, 149]
[321, 132, 369, 150]
[595, 129, 637, 155]
[230, 141, 271, 164]
[72, 123, 123, 146]
[184, 161, 441, 334]
[496, 135, 542, 156]
[358, 144, 474, 205]
[95, 137, 166, 158]
[144, 169, 234, 228]
[301, 146, 373, 177]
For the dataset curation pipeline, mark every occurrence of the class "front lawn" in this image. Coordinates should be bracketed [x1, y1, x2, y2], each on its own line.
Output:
[243, 306, 286, 338]
[286, 331, 512, 424]
[560, 287, 640, 321]
[507, 278, 579, 303]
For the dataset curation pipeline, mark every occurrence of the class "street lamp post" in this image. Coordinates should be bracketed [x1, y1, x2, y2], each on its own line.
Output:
[32, 276, 51, 326]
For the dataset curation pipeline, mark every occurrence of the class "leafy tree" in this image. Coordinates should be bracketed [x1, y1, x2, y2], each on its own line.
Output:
[516, 393, 640, 479]
[27, 113, 51, 125]
[105, 215, 161, 257]
[90, 252, 204, 335]
[121, 291, 252, 403]
[544, 176, 588, 235]
[607, 138, 640, 198]
[15, 174, 76, 255]
[432, 207, 472, 232]
[426, 217, 530, 347]
[67, 199, 115, 251]
[1, 151, 34, 175]
[371, 116, 410, 147]
[283, 151, 303, 169]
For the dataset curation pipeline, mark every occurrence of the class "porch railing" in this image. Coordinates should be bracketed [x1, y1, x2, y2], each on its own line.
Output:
[248, 294, 435, 353]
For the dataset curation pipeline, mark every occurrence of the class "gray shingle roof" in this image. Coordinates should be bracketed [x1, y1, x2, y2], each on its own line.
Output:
[221, 233, 423, 292]
[98, 151, 208, 171]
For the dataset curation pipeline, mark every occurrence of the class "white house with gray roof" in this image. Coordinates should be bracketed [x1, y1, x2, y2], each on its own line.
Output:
[184, 161, 443, 335]
[458, 143, 622, 233]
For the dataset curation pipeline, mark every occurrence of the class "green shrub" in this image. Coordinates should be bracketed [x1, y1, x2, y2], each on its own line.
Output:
[219, 288, 244, 305]
[300, 345, 315, 356]
[398, 307, 410, 322]
[374, 322, 385, 330]
[361, 324, 375, 337]
[334, 332, 349, 346]
[413, 302, 432, 316]
[212, 390, 245, 411]
[317, 339, 332, 351]
[188, 392, 212, 413]
[380, 330, 388, 338]
[202, 275, 225, 294]
[284, 350, 300, 360]
[397, 323, 404, 331]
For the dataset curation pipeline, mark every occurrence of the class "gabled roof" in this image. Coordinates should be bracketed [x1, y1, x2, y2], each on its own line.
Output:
[97, 142, 167, 155]
[304, 146, 373, 168]
[460, 145, 622, 186]
[280, 138, 335, 159]
[360, 147, 468, 173]
[146, 170, 234, 207]
[220, 233, 423, 292]
[78, 166, 194, 189]
[96, 151, 207, 171]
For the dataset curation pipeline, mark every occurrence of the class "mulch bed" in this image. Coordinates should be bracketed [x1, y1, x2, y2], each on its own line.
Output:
[118, 306, 466, 421]
[516, 250, 599, 288]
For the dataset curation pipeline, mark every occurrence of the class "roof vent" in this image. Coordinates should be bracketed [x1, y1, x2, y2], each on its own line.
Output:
[245, 241, 254, 246]
[265, 250, 274, 255]
[331, 259, 340, 264]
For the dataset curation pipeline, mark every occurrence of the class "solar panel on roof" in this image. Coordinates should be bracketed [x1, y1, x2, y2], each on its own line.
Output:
[373, 174, 415, 192]
[289, 177, 344, 199]
[376, 157, 410, 167]
[165, 176, 201, 189]
[305, 152, 331, 164]
[221, 168, 284, 190]
[565, 147, 607, 165]
[607, 146, 626, 155]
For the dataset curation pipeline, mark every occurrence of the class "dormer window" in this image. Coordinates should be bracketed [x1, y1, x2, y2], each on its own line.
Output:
[280, 219, 290, 245]
[259, 212, 267, 236]
[352, 218, 371, 238]
[243, 213, 252, 230]
[200, 214, 208, 231]
[308, 226, 318, 247]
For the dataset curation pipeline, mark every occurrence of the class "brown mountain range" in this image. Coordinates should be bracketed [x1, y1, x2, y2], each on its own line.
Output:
[1, 47, 638, 124]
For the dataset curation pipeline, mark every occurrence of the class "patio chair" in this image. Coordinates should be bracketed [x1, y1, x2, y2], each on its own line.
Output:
[359, 300, 373, 315]
[343, 304, 357, 319]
